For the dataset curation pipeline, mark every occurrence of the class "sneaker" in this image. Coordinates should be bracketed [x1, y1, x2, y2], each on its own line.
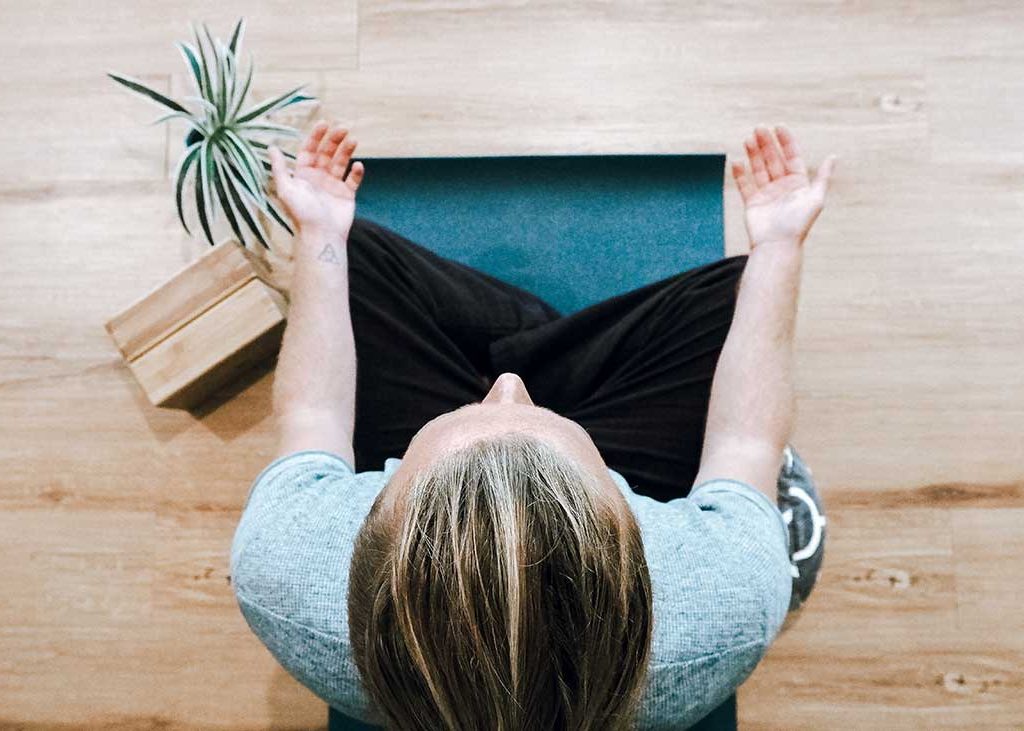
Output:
[777, 445, 827, 612]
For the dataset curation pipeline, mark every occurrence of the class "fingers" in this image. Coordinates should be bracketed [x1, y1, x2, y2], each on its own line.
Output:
[745, 137, 770, 187]
[347, 161, 366, 191]
[812, 154, 837, 200]
[314, 126, 349, 168]
[329, 135, 357, 178]
[731, 161, 756, 204]
[268, 146, 289, 190]
[297, 120, 329, 167]
[775, 124, 808, 176]
[755, 126, 787, 180]
[296, 120, 367, 192]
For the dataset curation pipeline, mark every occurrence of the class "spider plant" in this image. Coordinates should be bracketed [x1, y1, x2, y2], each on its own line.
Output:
[108, 18, 315, 249]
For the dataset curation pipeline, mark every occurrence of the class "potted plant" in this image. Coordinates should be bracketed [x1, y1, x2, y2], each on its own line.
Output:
[104, 19, 315, 409]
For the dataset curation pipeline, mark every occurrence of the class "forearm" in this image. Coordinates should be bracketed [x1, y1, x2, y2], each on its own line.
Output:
[271, 227, 357, 463]
[695, 241, 803, 495]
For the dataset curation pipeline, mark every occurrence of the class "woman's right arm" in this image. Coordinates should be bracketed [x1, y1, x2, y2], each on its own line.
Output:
[692, 125, 836, 501]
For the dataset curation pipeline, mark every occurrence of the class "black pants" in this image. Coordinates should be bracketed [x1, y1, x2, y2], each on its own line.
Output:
[332, 216, 748, 729]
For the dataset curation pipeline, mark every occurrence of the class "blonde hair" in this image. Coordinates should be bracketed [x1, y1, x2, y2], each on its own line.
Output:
[348, 431, 653, 730]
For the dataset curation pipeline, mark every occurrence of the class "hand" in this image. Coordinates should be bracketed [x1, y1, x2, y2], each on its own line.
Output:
[269, 120, 366, 241]
[731, 125, 836, 251]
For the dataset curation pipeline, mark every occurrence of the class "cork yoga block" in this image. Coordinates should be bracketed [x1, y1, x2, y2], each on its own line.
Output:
[105, 240, 288, 409]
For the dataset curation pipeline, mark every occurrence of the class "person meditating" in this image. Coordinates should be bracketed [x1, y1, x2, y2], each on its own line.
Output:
[230, 121, 835, 729]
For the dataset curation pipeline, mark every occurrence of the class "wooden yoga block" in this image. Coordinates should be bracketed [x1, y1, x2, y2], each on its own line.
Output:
[105, 240, 288, 409]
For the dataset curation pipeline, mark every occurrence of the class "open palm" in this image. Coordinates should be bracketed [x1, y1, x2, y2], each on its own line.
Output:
[269, 120, 366, 238]
[731, 126, 836, 249]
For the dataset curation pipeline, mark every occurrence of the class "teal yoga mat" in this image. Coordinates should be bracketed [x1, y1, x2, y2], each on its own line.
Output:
[353, 154, 726, 316]
[327, 153, 732, 731]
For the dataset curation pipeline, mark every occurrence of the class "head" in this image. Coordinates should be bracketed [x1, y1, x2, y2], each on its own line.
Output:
[348, 373, 654, 730]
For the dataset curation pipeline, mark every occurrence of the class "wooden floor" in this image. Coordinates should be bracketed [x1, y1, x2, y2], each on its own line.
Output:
[1, 1, 1021, 728]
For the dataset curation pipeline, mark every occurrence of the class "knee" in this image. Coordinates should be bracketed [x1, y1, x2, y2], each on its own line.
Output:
[345, 217, 395, 267]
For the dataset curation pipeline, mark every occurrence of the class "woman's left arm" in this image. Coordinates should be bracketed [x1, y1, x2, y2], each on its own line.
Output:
[266, 121, 366, 467]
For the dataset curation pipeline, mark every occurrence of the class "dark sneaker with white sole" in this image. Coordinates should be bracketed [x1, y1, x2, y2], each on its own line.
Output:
[777, 445, 827, 612]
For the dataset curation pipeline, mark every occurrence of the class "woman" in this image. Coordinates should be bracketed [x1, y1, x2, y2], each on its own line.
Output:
[230, 121, 834, 729]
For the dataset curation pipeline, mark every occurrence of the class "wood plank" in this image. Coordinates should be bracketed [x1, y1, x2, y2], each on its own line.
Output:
[788, 161, 1024, 498]
[747, 508, 1018, 726]
[778, 508, 956, 635]
[953, 509, 1024, 637]
[742, 629, 1024, 729]
[0, 2, 358, 80]
[0, 75, 169, 188]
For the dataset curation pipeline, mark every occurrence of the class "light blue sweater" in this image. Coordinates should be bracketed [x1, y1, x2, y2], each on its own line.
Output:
[230, 450, 792, 729]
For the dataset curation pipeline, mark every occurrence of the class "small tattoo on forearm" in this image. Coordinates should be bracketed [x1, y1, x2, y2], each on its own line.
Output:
[317, 242, 343, 266]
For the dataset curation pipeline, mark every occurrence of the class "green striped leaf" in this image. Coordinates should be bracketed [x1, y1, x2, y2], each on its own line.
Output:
[264, 198, 295, 236]
[223, 128, 265, 178]
[237, 122, 301, 137]
[190, 24, 215, 118]
[223, 161, 270, 249]
[223, 44, 236, 109]
[235, 85, 307, 124]
[183, 95, 219, 119]
[211, 152, 246, 246]
[228, 18, 245, 56]
[219, 130, 265, 200]
[205, 27, 228, 122]
[176, 42, 204, 98]
[228, 53, 254, 121]
[151, 111, 208, 138]
[107, 73, 188, 113]
[247, 139, 296, 160]
[173, 142, 202, 234]
[195, 141, 216, 245]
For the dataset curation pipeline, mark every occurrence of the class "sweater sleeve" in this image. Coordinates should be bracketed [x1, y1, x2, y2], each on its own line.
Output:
[685, 478, 792, 647]
[230, 449, 355, 576]
[228, 449, 386, 724]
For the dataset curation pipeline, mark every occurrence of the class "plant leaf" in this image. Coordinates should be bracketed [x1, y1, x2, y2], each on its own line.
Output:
[201, 24, 228, 124]
[223, 128, 266, 179]
[219, 43, 231, 123]
[173, 142, 202, 234]
[176, 42, 205, 98]
[227, 155, 289, 237]
[151, 110, 209, 136]
[222, 161, 270, 249]
[228, 53, 254, 121]
[264, 198, 295, 236]
[211, 152, 247, 247]
[228, 18, 245, 56]
[237, 122, 301, 137]
[183, 95, 220, 118]
[281, 93, 316, 107]
[223, 43, 236, 111]
[247, 139, 296, 160]
[107, 73, 189, 113]
[195, 140, 216, 245]
[219, 130, 266, 200]
[213, 35, 229, 123]
[244, 141, 294, 156]
[191, 24, 216, 121]
[235, 85, 308, 124]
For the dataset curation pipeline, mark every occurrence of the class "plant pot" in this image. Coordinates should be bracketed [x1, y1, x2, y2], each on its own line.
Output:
[105, 238, 288, 410]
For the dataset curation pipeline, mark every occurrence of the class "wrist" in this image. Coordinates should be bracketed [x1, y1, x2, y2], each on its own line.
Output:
[299, 223, 350, 248]
[750, 237, 803, 258]
[745, 238, 804, 283]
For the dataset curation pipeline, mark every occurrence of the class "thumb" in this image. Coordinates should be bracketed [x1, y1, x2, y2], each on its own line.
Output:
[811, 154, 837, 200]
[268, 146, 290, 192]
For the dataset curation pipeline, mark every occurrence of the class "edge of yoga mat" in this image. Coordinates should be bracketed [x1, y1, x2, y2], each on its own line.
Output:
[352, 153, 726, 316]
